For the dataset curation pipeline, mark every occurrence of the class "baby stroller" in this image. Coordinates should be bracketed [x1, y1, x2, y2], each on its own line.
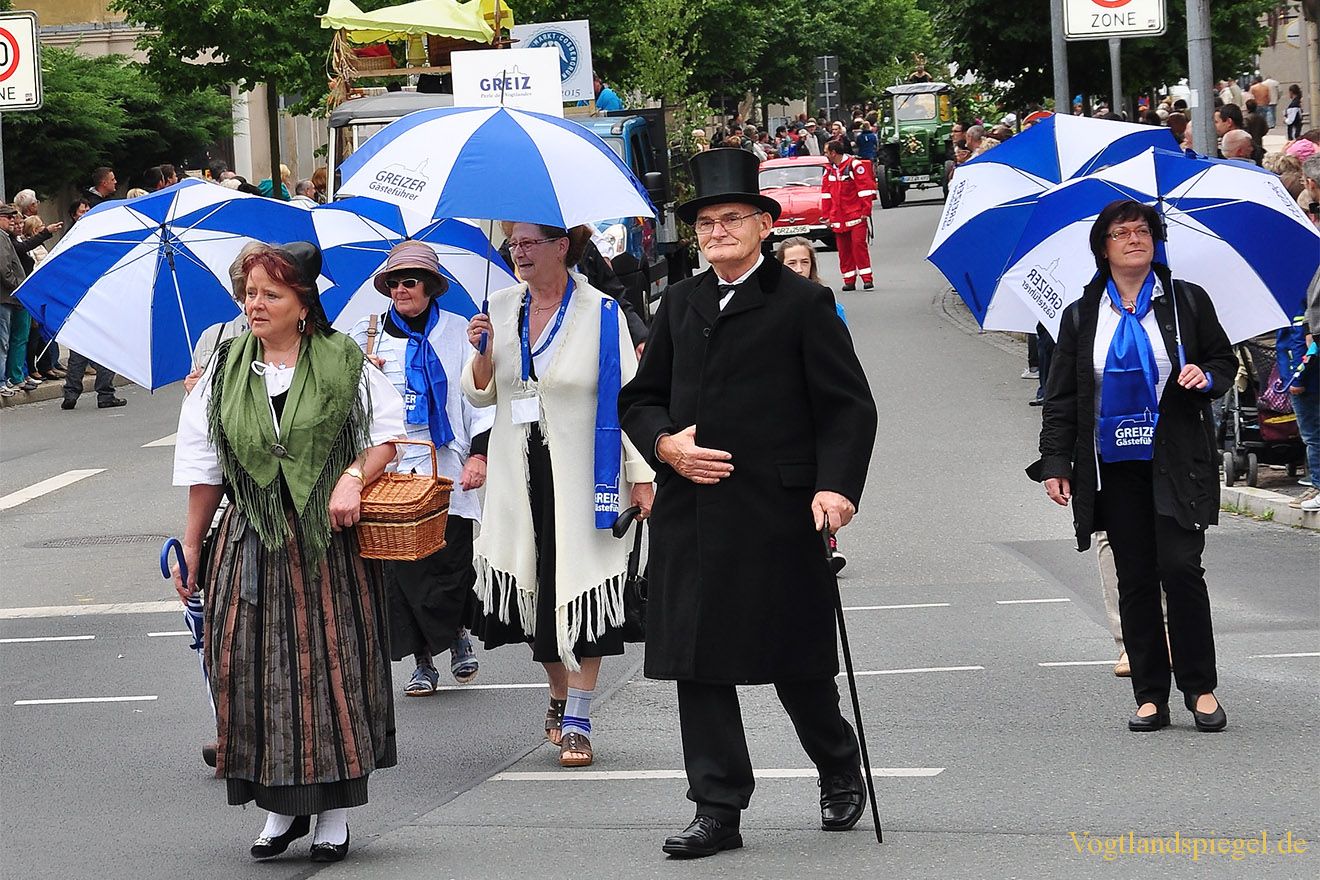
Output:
[1220, 337, 1306, 487]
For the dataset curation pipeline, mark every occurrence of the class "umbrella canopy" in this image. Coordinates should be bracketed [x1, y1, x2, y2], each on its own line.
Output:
[335, 106, 656, 227]
[16, 179, 316, 389]
[312, 197, 518, 331]
[927, 115, 1179, 331]
[319, 0, 507, 43]
[997, 148, 1319, 343]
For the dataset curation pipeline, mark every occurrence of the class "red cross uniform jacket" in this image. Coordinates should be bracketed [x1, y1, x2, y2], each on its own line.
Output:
[821, 157, 876, 231]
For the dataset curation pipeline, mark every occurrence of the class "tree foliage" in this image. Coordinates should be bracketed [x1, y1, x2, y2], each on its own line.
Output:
[2, 47, 232, 198]
[936, 0, 1277, 108]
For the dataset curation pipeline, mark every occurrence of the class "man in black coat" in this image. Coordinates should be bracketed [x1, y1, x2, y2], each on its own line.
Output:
[619, 148, 878, 858]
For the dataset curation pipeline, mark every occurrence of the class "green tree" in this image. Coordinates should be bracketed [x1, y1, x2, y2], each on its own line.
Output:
[936, 0, 1276, 108]
[2, 47, 231, 198]
[110, 0, 333, 198]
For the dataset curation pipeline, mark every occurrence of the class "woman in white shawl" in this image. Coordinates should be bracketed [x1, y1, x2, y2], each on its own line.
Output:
[464, 223, 654, 768]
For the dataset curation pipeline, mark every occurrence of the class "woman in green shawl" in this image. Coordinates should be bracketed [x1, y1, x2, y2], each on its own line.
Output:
[172, 242, 405, 863]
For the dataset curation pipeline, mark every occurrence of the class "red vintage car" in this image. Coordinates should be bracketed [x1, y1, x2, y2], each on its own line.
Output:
[759, 156, 835, 251]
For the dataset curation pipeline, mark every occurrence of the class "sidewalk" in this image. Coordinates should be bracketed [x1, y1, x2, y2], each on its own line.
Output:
[0, 371, 133, 409]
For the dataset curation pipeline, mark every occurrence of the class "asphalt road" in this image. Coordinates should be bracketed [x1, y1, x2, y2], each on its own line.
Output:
[2, 188, 1316, 880]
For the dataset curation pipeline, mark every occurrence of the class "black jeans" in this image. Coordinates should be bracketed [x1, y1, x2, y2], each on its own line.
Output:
[676, 678, 860, 824]
[63, 349, 116, 402]
[1098, 460, 1218, 707]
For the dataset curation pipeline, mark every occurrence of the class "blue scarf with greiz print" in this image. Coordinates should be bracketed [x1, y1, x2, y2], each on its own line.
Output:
[1097, 273, 1159, 462]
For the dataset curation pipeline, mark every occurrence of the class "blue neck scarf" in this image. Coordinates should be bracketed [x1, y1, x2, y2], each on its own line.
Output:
[594, 298, 622, 529]
[391, 301, 455, 448]
[1097, 273, 1159, 462]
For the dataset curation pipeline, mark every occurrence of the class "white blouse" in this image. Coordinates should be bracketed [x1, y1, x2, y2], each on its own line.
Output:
[173, 349, 405, 487]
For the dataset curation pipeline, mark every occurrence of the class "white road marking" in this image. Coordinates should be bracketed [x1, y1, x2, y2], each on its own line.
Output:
[0, 601, 179, 620]
[432, 682, 547, 693]
[491, 768, 944, 782]
[996, 598, 1072, 605]
[1038, 660, 1115, 667]
[0, 469, 105, 511]
[147, 631, 192, 638]
[14, 695, 157, 706]
[845, 665, 985, 677]
[142, 433, 177, 448]
[843, 603, 951, 611]
[1248, 652, 1320, 659]
[0, 635, 95, 644]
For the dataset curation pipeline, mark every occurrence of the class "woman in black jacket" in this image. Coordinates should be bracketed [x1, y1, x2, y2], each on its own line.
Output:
[1029, 200, 1237, 734]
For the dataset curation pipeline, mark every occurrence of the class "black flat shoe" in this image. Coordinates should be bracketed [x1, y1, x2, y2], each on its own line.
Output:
[309, 828, 350, 863]
[820, 770, 865, 831]
[201, 743, 217, 768]
[662, 816, 743, 858]
[1184, 693, 1227, 732]
[60, 398, 76, 410]
[1127, 706, 1170, 732]
[97, 397, 127, 409]
[250, 815, 310, 860]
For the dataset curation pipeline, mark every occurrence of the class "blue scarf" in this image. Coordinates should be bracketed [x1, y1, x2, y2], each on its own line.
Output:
[1097, 273, 1159, 462]
[594, 298, 622, 529]
[392, 301, 455, 449]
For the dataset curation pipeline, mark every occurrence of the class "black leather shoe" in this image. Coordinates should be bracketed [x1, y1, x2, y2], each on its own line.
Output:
[1185, 693, 1227, 732]
[201, 743, 217, 768]
[309, 827, 350, 863]
[863, 281, 874, 290]
[820, 770, 865, 831]
[60, 398, 76, 410]
[842, 284, 857, 292]
[98, 397, 127, 409]
[250, 815, 310, 860]
[662, 816, 743, 858]
[1127, 706, 1171, 732]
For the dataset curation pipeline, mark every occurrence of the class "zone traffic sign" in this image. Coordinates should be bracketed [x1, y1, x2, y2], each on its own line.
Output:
[0, 11, 42, 111]
[1063, 0, 1167, 42]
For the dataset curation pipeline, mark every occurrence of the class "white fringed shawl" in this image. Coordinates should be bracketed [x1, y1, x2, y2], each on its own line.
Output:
[460, 273, 654, 668]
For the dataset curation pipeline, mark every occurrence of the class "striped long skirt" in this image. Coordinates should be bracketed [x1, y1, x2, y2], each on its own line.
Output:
[204, 506, 396, 815]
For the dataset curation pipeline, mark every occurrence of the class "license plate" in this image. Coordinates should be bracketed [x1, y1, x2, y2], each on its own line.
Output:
[775, 225, 813, 235]
[900, 175, 931, 184]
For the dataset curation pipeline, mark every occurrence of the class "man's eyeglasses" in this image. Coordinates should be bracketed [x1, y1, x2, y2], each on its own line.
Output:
[1107, 226, 1153, 242]
[507, 236, 564, 253]
[693, 210, 762, 235]
[385, 277, 423, 290]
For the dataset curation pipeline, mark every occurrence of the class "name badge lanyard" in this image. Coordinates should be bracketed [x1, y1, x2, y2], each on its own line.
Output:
[521, 279, 574, 383]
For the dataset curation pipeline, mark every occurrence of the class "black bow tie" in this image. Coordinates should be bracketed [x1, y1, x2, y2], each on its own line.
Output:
[717, 283, 739, 295]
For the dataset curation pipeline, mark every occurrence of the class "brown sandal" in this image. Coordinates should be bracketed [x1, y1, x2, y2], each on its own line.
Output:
[559, 731, 593, 767]
[544, 698, 567, 746]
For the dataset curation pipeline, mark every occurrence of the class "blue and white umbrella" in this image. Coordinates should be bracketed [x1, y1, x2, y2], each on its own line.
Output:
[997, 147, 1319, 343]
[16, 179, 315, 389]
[335, 106, 656, 227]
[311, 197, 518, 331]
[928, 114, 1179, 331]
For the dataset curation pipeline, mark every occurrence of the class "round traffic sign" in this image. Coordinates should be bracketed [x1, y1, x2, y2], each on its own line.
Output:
[1090, 0, 1134, 7]
[0, 27, 20, 83]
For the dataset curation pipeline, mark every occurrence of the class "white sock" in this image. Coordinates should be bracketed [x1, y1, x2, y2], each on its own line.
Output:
[314, 808, 350, 845]
[260, 811, 296, 839]
[561, 686, 594, 738]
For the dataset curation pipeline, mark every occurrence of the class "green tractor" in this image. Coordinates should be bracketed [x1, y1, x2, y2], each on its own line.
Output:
[875, 82, 956, 208]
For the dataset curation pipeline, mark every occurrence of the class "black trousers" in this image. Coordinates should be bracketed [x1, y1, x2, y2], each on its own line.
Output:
[676, 678, 860, 824]
[62, 350, 116, 402]
[1098, 461, 1218, 707]
[383, 514, 475, 661]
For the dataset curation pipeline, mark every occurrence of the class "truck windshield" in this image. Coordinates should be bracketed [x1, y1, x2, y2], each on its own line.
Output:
[895, 94, 938, 121]
[759, 165, 823, 189]
[600, 136, 625, 161]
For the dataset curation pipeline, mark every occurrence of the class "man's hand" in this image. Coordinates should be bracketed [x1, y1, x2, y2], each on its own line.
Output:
[1045, 477, 1071, 507]
[812, 491, 855, 532]
[657, 425, 733, 485]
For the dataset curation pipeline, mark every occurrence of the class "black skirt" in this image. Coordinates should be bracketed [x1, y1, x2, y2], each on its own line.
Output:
[383, 514, 477, 661]
[475, 424, 625, 662]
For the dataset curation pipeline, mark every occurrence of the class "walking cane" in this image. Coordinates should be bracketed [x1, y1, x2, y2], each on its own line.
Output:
[822, 525, 883, 844]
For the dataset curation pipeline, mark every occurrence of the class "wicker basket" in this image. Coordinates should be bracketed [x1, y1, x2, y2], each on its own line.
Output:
[350, 52, 397, 74]
[357, 440, 453, 561]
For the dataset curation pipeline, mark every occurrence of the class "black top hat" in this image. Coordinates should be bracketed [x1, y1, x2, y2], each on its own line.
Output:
[676, 148, 782, 224]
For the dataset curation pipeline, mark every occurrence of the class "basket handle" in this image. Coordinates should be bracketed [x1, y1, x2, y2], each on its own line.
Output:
[387, 438, 439, 484]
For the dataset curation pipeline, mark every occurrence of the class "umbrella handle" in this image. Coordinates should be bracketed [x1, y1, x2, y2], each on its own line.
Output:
[477, 297, 491, 355]
[160, 537, 188, 584]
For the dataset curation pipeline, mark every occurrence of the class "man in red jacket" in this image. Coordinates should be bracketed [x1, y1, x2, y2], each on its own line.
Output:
[822, 141, 876, 290]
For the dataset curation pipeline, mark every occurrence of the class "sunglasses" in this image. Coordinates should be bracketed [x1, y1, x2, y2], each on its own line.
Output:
[385, 277, 423, 290]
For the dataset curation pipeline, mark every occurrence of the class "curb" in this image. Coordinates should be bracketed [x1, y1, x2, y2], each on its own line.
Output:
[0, 373, 135, 409]
[1221, 485, 1319, 531]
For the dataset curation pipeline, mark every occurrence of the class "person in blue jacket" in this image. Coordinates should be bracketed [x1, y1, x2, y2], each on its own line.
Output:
[1279, 313, 1320, 511]
[594, 74, 624, 112]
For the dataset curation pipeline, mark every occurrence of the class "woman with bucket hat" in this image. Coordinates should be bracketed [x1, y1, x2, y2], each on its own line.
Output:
[348, 241, 495, 696]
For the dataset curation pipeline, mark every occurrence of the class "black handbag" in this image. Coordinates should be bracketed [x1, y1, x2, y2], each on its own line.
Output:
[613, 506, 647, 642]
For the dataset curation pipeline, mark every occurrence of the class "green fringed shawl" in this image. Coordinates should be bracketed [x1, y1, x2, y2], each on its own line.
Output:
[207, 332, 372, 562]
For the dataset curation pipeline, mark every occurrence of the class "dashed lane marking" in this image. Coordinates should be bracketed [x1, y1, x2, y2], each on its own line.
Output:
[14, 695, 157, 706]
[845, 665, 984, 677]
[1038, 660, 1115, 667]
[1248, 652, 1319, 659]
[0, 635, 95, 644]
[0, 601, 179, 619]
[147, 631, 191, 637]
[432, 683, 547, 693]
[843, 603, 951, 611]
[996, 598, 1072, 605]
[0, 469, 105, 511]
[142, 433, 177, 448]
[491, 768, 945, 782]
